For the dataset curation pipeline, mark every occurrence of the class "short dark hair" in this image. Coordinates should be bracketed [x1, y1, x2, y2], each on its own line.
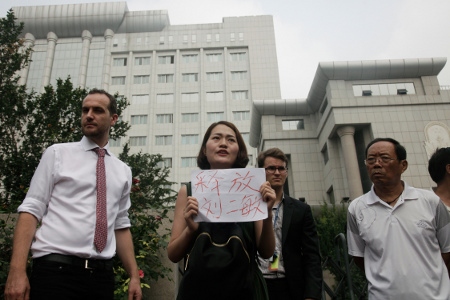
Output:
[365, 137, 407, 160]
[197, 121, 249, 169]
[257, 148, 288, 168]
[428, 147, 450, 184]
[87, 88, 117, 115]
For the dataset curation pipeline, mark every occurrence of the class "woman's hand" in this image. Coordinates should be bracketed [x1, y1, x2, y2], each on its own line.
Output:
[184, 196, 199, 234]
[259, 181, 276, 211]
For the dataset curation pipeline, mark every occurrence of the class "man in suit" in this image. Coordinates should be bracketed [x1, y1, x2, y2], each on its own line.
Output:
[257, 148, 322, 300]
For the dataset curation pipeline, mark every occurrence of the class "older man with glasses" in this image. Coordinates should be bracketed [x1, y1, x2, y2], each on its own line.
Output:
[256, 148, 322, 300]
[347, 137, 450, 300]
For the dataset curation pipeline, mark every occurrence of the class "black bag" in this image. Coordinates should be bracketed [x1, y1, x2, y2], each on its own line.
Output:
[177, 183, 255, 300]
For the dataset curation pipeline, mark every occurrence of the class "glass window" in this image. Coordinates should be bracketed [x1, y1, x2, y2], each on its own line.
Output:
[183, 35, 188, 44]
[229, 52, 247, 61]
[206, 92, 224, 102]
[156, 94, 174, 103]
[181, 113, 199, 123]
[129, 136, 147, 146]
[157, 158, 172, 168]
[111, 76, 125, 85]
[159, 36, 164, 44]
[181, 134, 199, 145]
[135, 57, 150, 66]
[158, 55, 174, 64]
[130, 115, 148, 125]
[109, 138, 121, 147]
[233, 111, 250, 121]
[133, 75, 150, 84]
[182, 54, 198, 63]
[282, 119, 305, 130]
[181, 93, 199, 103]
[231, 71, 247, 80]
[156, 114, 173, 124]
[113, 58, 127, 66]
[155, 135, 173, 145]
[182, 73, 198, 82]
[207, 112, 224, 122]
[192, 35, 196, 43]
[181, 157, 197, 167]
[206, 53, 222, 62]
[232, 90, 248, 100]
[241, 132, 249, 143]
[352, 83, 416, 96]
[206, 34, 211, 42]
[215, 34, 220, 42]
[158, 74, 174, 83]
[206, 72, 223, 81]
[230, 33, 235, 42]
[239, 33, 244, 41]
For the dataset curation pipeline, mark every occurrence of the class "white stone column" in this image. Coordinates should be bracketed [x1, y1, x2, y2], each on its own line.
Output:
[78, 30, 92, 88]
[337, 126, 363, 200]
[18, 33, 35, 86]
[41, 32, 58, 93]
[102, 29, 114, 91]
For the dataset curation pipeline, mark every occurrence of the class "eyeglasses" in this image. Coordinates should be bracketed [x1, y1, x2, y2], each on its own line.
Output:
[364, 156, 397, 165]
[265, 166, 288, 174]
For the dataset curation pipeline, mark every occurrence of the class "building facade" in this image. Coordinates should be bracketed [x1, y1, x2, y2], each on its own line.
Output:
[13, 1, 281, 189]
[250, 57, 450, 207]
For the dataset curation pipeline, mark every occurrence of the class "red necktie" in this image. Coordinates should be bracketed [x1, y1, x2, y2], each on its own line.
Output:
[94, 148, 107, 252]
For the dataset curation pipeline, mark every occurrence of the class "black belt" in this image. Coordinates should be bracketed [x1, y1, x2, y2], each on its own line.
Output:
[34, 253, 113, 270]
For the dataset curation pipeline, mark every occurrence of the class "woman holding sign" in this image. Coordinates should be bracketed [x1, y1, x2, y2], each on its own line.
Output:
[168, 121, 276, 300]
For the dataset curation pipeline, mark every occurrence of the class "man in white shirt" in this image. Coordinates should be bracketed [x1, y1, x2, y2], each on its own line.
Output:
[347, 137, 450, 300]
[428, 147, 450, 212]
[4, 89, 142, 300]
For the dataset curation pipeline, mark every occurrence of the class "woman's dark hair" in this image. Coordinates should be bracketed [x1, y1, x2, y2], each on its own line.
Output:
[197, 121, 249, 169]
[428, 147, 450, 184]
[365, 137, 407, 160]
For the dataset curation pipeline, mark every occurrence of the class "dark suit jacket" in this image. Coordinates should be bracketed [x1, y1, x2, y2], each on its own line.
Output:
[281, 195, 322, 300]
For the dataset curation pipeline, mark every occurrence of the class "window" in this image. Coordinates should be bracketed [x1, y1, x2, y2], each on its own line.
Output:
[155, 135, 172, 145]
[215, 34, 220, 42]
[130, 115, 148, 125]
[352, 83, 416, 96]
[129, 136, 147, 147]
[182, 73, 198, 82]
[159, 36, 164, 44]
[232, 90, 248, 100]
[206, 91, 224, 101]
[362, 90, 372, 96]
[135, 56, 150, 66]
[206, 34, 211, 42]
[111, 76, 125, 85]
[207, 112, 224, 122]
[156, 114, 173, 124]
[113, 58, 127, 66]
[158, 55, 174, 64]
[157, 158, 172, 168]
[397, 88, 407, 95]
[206, 53, 222, 62]
[231, 71, 247, 80]
[182, 54, 198, 63]
[181, 157, 197, 167]
[158, 74, 174, 83]
[132, 94, 149, 104]
[230, 33, 235, 42]
[233, 111, 250, 121]
[241, 132, 249, 143]
[282, 119, 305, 130]
[181, 113, 199, 122]
[183, 35, 188, 44]
[206, 72, 223, 81]
[133, 75, 149, 84]
[229, 52, 247, 61]
[322, 145, 329, 164]
[239, 33, 244, 41]
[168, 36, 173, 43]
[109, 138, 121, 147]
[156, 94, 174, 103]
[181, 93, 199, 103]
[192, 35, 196, 43]
[181, 134, 199, 145]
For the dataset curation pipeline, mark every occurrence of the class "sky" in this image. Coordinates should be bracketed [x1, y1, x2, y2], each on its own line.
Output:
[2, 0, 450, 99]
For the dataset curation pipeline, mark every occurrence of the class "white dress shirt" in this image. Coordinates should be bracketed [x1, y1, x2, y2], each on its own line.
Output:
[18, 136, 132, 259]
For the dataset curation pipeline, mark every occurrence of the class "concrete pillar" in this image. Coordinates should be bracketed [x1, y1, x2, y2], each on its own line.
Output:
[18, 33, 35, 86]
[78, 30, 92, 88]
[41, 32, 58, 93]
[337, 126, 363, 200]
[102, 29, 114, 91]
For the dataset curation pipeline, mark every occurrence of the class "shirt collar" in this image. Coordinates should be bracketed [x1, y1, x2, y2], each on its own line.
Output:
[80, 136, 110, 156]
[367, 181, 419, 205]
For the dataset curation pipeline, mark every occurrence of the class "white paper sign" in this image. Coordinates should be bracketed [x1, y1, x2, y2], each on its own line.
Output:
[191, 168, 267, 222]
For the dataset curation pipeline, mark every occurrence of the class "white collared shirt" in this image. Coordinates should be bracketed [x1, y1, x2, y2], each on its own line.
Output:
[18, 136, 132, 259]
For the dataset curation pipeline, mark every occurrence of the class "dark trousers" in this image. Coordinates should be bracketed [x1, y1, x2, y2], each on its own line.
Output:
[265, 278, 292, 300]
[30, 259, 114, 300]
